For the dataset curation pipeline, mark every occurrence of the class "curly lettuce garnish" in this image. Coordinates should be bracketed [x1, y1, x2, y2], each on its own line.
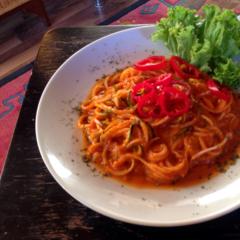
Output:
[152, 5, 240, 89]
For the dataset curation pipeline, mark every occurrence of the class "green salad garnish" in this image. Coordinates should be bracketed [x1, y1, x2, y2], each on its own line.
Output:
[152, 5, 240, 88]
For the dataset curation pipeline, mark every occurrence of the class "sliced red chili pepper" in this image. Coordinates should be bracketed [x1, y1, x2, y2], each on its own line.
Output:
[132, 71, 191, 119]
[152, 94, 166, 118]
[135, 56, 167, 71]
[137, 92, 165, 119]
[170, 56, 201, 79]
[132, 74, 173, 102]
[137, 92, 158, 118]
[161, 87, 190, 118]
[172, 80, 191, 95]
[131, 81, 153, 103]
[207, 79, 230, 101]
[149, 73, 173, 90]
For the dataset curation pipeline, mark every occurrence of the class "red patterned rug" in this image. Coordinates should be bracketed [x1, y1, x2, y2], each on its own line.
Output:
[0, 70, 31, 173]
[112, 0, 207, 24]
[1, 0, 240, 174]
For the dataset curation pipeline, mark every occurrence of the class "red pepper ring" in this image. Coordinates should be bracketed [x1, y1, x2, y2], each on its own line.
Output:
[134, 56, 167, 71]
[152, 94, 166, 118]
[136, 92, 158, 118]
[137, 92, 165, 119]
[172, 79, 191, 95]
[132, 73, 174, 103]
[161, 87, 191, 118]
[131, 81, 154, 103]
[170, 56, 201, 79]
[147, 73, 173, 90]
[207, 79, 231, 102]
[132, 70, 192, 119]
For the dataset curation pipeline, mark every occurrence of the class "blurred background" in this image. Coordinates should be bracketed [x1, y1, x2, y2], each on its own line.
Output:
[0, 0, 144, 79]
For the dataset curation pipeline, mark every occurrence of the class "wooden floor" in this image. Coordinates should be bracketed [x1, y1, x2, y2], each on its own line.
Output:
[0, 0, 140, 80]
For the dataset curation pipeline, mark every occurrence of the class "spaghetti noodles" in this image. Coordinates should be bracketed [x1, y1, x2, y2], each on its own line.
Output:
[77, 56, 240, 185]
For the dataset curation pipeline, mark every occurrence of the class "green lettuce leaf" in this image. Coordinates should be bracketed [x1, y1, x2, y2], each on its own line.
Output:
[214, 59, 240, 89]
[190, 39, 212, 72]
[152, 5, 240, 88]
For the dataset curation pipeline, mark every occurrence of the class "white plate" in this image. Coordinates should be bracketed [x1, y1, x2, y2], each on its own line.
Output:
[36, 26, 240, 226]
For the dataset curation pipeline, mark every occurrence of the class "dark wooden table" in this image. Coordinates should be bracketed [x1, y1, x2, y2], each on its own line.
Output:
[1, 26, 240, 240]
